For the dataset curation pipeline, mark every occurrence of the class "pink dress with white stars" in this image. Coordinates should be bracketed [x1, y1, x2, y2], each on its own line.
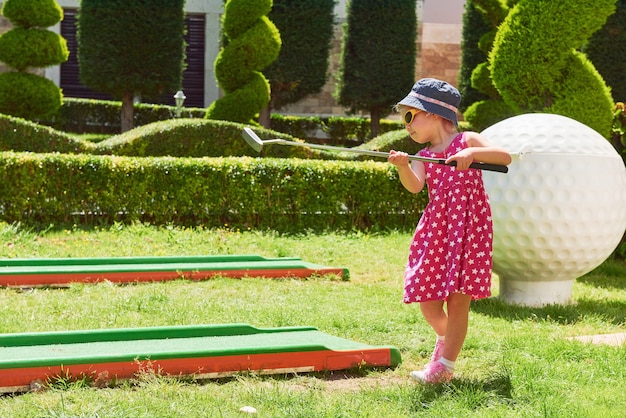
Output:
[403, 132, 493, 304]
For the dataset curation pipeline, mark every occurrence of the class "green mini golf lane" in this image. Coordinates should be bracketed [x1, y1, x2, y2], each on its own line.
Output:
[0, 324, 401, 392]
[0, 255, 348, 287]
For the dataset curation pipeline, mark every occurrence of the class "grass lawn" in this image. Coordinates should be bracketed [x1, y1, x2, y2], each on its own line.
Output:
[0, 222, 624, 417]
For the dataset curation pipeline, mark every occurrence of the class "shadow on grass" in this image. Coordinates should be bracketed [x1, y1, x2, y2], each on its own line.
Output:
[410, 371, 514, 412]
[472, 259, 626, 325]
[198, 367, 378, 388]
[577, 259, 626, 290]
[471, 296, 626, 326]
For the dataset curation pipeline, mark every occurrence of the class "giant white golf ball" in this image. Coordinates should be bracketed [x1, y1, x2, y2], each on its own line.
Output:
[481, 113, 626, 306]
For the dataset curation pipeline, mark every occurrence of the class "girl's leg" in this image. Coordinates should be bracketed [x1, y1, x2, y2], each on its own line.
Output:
[420, 300, 448, 363]
[419, 300, 447, 336]
[411, 293, 472, 384]
[441, 292, 472, 362]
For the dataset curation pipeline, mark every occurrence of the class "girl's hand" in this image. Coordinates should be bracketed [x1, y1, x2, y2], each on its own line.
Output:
[446, 148, 474, 170]
[388, 150, 410, 167]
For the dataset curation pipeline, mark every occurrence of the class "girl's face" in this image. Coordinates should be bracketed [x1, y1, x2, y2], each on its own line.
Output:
[401, 108, 429, 144]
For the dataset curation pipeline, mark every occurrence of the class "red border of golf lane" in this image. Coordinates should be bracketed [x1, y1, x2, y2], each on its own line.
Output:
[0, 268, 347, 287]
[0, 348, 394, 392]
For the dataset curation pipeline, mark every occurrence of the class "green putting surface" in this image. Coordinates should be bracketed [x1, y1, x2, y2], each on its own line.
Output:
[0, 255, 294, 267]
[0, 324, 401, 391]
[0, 255, 349, 286]
[0, 259, 334, 274]
[0, 324, 393, 369]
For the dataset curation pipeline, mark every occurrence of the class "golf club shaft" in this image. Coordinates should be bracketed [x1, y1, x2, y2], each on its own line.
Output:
[274, 139, 509, 173]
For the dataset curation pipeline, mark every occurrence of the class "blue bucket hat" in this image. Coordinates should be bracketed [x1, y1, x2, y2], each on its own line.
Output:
[397, 78, 461, 126]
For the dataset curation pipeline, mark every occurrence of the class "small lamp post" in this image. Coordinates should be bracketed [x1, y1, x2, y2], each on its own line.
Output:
[174, 90, 186, 118]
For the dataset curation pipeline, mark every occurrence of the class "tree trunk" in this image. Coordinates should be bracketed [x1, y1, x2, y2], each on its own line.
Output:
[259, 105, 271, 129]
[121, 92, 135, 133]
[370, 108, 381, 138]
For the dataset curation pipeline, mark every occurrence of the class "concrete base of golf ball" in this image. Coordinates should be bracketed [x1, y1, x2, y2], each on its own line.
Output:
[481, 113, 626, 306]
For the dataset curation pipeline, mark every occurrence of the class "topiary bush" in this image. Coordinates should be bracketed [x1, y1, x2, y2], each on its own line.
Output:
[0, 0, 63, 28]
[0, 72, 63, 119]
[460, 0, 515, 131]
[584, 0, 626, 103]
[336, 0, 417, 138]
[205, 0, 281, 124]
[0, 0, 68, 120]
[463, 98, 516, 132]
[0, 27, 68, 70]
[489, 0, 615, 137]
[263, 0, 334, 112]
[77, 0, 186, 133]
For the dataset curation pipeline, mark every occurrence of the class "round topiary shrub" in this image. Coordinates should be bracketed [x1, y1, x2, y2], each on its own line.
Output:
[0, 72, 62, 119]
[463, 99, 516, 132]
[0, 27, 68, 70]
[1, 0, 63, 28]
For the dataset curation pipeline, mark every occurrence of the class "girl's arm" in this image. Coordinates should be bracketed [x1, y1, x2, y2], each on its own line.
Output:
[446, 131, 512, 169]
[388, 150, 426, 194]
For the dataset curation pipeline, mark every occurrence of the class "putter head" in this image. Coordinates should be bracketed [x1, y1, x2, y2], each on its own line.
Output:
[516, 143, 533, 160]
[242, 127, 264, 153]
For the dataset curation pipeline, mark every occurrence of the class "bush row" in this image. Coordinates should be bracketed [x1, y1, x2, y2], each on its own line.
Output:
[0, 152, 426, 232]
[270, 114, 403, 145]
[2, 112, 421, 161]
[2, 100, 426, 232]
[38, 98, 404, 144]
[39, 98, 205, 135]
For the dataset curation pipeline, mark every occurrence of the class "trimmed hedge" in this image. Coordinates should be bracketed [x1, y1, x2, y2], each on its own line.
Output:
[0, 152, 426, 231]
[0, 113, 92, 153]
[270, 114, 404, 145]
[93, 118, 312, 159]
[1, 101, 430, 232]
[40, 98, 206, 134]
[38, 98, 407, 149]
[6, 110, 417, 161]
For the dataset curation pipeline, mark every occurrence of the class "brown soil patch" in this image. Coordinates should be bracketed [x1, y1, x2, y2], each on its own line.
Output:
[320, 372, 408, 392]
[568, 333, 626, 346]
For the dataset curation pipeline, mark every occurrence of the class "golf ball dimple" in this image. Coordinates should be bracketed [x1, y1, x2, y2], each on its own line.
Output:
[482, 113, 626, 306]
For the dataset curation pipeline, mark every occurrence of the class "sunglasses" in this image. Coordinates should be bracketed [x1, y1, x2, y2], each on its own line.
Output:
[402, 109, 421, 125]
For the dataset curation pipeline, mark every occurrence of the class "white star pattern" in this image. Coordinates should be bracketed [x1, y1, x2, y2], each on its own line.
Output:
[403, 133, 493, 304]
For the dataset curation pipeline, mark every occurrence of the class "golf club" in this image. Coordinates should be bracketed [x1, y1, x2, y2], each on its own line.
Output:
[242, 127, 509, 173]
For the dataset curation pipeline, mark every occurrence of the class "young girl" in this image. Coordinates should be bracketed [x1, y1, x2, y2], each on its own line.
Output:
[388, 78, 511, 384]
